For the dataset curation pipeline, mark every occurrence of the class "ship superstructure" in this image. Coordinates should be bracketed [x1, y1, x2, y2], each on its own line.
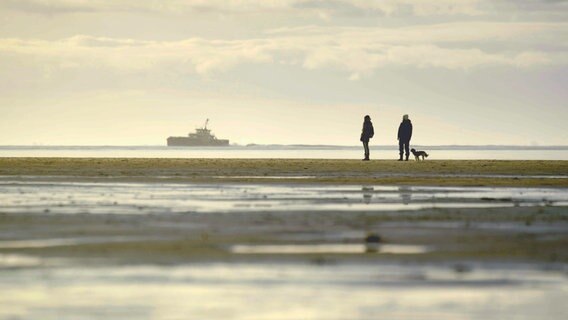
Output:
[167, 119, 229, 146]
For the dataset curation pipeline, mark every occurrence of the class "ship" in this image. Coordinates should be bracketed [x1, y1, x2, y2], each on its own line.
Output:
[167, 119, 230, 146]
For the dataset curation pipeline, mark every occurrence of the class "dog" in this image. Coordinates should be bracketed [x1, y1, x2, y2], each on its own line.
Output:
[411, 148, 429, 161]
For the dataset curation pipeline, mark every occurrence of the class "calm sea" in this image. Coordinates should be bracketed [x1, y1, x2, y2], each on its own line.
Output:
[0, 145, 566, 160]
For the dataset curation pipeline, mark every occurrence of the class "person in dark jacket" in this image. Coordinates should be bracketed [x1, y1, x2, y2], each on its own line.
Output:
[360, 115, 374, 161]
[397, 114, 412, 161]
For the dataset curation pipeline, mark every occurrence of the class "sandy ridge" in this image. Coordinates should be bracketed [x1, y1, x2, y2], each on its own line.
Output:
[1, 158, 567, 187]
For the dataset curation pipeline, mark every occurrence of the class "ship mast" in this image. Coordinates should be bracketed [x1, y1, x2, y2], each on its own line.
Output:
[204, 119, 209, 130]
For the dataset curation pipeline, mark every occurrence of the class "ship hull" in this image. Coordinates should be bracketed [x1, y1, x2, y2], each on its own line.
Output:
[167, 137, 230, 147]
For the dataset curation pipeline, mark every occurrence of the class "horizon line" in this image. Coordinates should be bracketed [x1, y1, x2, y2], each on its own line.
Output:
[1, 144, 568, 149]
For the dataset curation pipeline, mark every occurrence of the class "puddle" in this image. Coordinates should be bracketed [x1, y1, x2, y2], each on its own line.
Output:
[0, 254, 43, 268]
[230, 243, 429, 254]
[214, 176, 317, 179]
[0, 236, 163, 249]
[365, 173, 568, 179]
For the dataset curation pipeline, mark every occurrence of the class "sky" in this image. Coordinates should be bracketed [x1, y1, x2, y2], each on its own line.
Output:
[0, 0, 567, 146]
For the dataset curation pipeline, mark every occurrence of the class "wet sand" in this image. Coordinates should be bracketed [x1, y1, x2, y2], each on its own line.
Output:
[1, 181, 567, 264]
[1, 205, 567, 264]
[1, 159, 567, 319]
[1, 158, 568, 186]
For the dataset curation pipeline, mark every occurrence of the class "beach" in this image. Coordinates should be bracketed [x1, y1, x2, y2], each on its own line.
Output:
[3, 0, 568, 317]
[1, 158, 567, 319]
[1, 158, 568, 186]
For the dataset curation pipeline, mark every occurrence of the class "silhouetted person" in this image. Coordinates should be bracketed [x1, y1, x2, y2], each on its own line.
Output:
[360, 115, 374, 161]
[397, 114, 412, 161]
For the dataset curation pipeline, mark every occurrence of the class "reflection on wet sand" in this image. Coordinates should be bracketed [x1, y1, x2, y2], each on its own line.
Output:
[399, 186, 412, 204]
[362, 186, 373, 204]
[0, 181, 567, 319]
[1, 181, 567, 215]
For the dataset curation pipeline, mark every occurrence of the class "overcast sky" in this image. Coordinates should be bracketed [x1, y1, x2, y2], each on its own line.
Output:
[0, 0, 567, 146]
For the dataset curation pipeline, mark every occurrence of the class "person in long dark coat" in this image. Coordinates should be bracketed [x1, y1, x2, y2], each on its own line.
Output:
[360, 115, 374, 161]
[397, 114, 412, 161]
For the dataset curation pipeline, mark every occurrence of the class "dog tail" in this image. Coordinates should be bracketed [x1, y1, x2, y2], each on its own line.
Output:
[424, 153, 429, 157]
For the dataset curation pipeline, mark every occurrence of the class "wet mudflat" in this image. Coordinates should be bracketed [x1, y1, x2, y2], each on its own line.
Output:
[0, 180, 567, 319]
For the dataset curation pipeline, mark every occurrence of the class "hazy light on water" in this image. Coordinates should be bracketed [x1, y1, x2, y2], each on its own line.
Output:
[0, 146, 567, 160]
[0, 263, 566, 320]
[230, 243, 429, 254]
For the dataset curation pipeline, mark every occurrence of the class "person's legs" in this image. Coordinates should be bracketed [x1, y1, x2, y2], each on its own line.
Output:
[363, 141, 370, 160]
[404, 141, 410, 161]
[398, 140, 404, 161]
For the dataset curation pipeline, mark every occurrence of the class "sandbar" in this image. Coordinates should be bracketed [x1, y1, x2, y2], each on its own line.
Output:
[1, 158, 567, 186]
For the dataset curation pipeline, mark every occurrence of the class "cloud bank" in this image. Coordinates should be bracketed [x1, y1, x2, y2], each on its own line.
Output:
[0, 0, 485, 15]
[1, 22, 566, 80]
[3, 0, 566, 17]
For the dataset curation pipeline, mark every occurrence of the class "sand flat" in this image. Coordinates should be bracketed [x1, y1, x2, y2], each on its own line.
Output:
[1, 181, 567, 263]
[1, 158, 567, 186]
[1, 168, 567, 319]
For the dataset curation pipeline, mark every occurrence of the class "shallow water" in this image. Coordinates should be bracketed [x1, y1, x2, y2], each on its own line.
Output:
[1, 145, 567, 160]
[1, 181, 567, 216]
[0, 260, 566, 320]
[231, 243, 429, 254]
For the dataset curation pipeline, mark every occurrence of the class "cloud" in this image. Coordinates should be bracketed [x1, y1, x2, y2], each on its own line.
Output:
[350, 0, 484, 16]
[0, 22, 566, 79]
[2, 0, 566, 23]
[0, 0, 504, 16]
[0, 0, 291, 14]
[267, 22, 568, 46]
